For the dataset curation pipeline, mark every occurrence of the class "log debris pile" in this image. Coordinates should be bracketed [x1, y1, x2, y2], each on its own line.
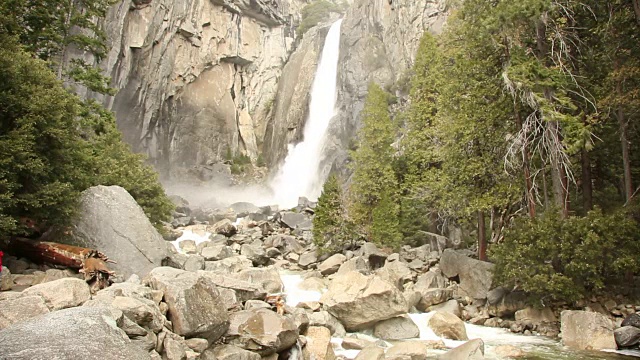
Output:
[6, 238, 115, 293]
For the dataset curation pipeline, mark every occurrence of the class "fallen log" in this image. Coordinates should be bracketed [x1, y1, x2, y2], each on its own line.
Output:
[7, 237, 115, 292]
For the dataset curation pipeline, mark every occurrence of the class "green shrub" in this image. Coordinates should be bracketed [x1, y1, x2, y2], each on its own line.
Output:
[0, 36, 173, 236]
[297, 0, 340, 38]
[491, 208, 640, 303]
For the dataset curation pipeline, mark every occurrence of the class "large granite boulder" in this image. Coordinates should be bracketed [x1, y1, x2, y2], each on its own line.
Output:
[21, 278, 91, 310]
[226, 308, 298, 355]
[428, 311, 468, 341]
[440, 249, 493, 299]
[319, 271, 407, 331]
[144, 267, 229, 341]
[0, 307, 151, 359]
[560, 310, 616, 350]
[0, 295, 50, 330]
[65, 186, 173, 280]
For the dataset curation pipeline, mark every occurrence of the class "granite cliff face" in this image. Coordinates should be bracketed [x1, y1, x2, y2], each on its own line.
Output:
[324, 0, 449, 175]
[97, 0, 310, 176]
[96, 0, 447, 178]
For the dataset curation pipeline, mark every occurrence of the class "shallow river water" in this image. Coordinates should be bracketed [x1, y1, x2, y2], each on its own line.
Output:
[280, 272, 640, 360]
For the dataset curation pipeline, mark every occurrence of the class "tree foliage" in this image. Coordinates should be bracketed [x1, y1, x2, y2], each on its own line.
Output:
[0, 3, 173, 236]
[313, 174, 356, 254]
[350, 83, 402, 249]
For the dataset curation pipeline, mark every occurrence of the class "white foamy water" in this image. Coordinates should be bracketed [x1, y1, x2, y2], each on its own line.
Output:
[269, 19, 343, 209]
[170, 229, 212, 253]
[280, 273, 324, 307]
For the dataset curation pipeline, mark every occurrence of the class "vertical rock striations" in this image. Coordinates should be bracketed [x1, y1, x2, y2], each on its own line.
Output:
[98, 0, 310, 176]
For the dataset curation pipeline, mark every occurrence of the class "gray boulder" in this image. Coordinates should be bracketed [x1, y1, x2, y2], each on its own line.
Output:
[299, 251, 319, 269]
[229, 202, 261, 217]
[437, 339, 484, 360]
[318, 254, 347, 275]
[280, 212, 310, 230]
[65, 185, 173, 280]
[1, 266, 12, 290]
[377, 260, 413, 290]
[429, 311, 468, 341]
[386, 341, 429, 360]
[232, 267, 284, 294]
[320, 271, 407, 331]
[622, 313, 640, 328]
[201, 245, 234, 261]
[615, 326, 640, 348]
[373, 316, 420, 340]
[440, 249, 493, 299]
[0, 295, 50, 330]
[560, 310, 616, 350]
[0, 307, 150, 360]
[22, 277, 91, 310]
[226, 308, 298, 355]
[308, 311, 346, 337]
[210, 219, 238, 237]
[241, 243, 270, 266]
[415, 269, 448, 290]
[337, 256, 369, 275]
[204, 256, 253, 274]
[417, 289, 454, 311]
[145, 267, 229, 341]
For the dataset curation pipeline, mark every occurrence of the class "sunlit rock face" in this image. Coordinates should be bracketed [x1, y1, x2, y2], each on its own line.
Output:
[94, 0, 310, 177]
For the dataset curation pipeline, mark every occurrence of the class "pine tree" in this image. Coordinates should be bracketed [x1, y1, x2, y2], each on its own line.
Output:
[350, 82, 401, 248]
[313, 174, 355, 254]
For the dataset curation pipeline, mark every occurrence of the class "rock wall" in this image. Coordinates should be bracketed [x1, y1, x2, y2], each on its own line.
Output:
[94, 0, 448, 179]
[97, 0, 311, 177]
[324, 0, 449, 174]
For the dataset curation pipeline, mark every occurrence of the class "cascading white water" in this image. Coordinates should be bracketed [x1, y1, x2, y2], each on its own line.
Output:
[269, 19, 343, 209]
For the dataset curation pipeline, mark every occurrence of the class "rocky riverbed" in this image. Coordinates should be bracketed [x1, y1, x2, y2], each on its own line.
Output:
[1, 185, 640, 359]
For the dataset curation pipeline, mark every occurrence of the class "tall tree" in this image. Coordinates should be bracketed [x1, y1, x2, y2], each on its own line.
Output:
[350, 83, 402, 248]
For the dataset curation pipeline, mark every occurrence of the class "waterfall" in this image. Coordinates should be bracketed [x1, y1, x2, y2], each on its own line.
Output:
[269, 19, 343, 209]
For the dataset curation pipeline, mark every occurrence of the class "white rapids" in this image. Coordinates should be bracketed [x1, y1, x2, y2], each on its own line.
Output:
[269, 19, 343, 209]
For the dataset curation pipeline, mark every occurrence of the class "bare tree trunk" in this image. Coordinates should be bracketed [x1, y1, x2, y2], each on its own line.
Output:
[619, 106, 633, 202]
[633, 0, 640, 25]
[581, 149, 593, 211]
[514, 104, 536, 218]
[478, 211, 487, 261]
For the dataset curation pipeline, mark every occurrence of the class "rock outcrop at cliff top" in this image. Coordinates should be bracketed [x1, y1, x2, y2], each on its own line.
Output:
[64, 186, 173, 280]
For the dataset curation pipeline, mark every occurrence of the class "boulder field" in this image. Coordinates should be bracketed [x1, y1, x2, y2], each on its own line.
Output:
[2, 186, 640, 359]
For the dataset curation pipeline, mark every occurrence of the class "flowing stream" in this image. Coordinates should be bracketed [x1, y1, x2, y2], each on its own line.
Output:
[280, 272, 640, 360]
[269, 19, 343, 209]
